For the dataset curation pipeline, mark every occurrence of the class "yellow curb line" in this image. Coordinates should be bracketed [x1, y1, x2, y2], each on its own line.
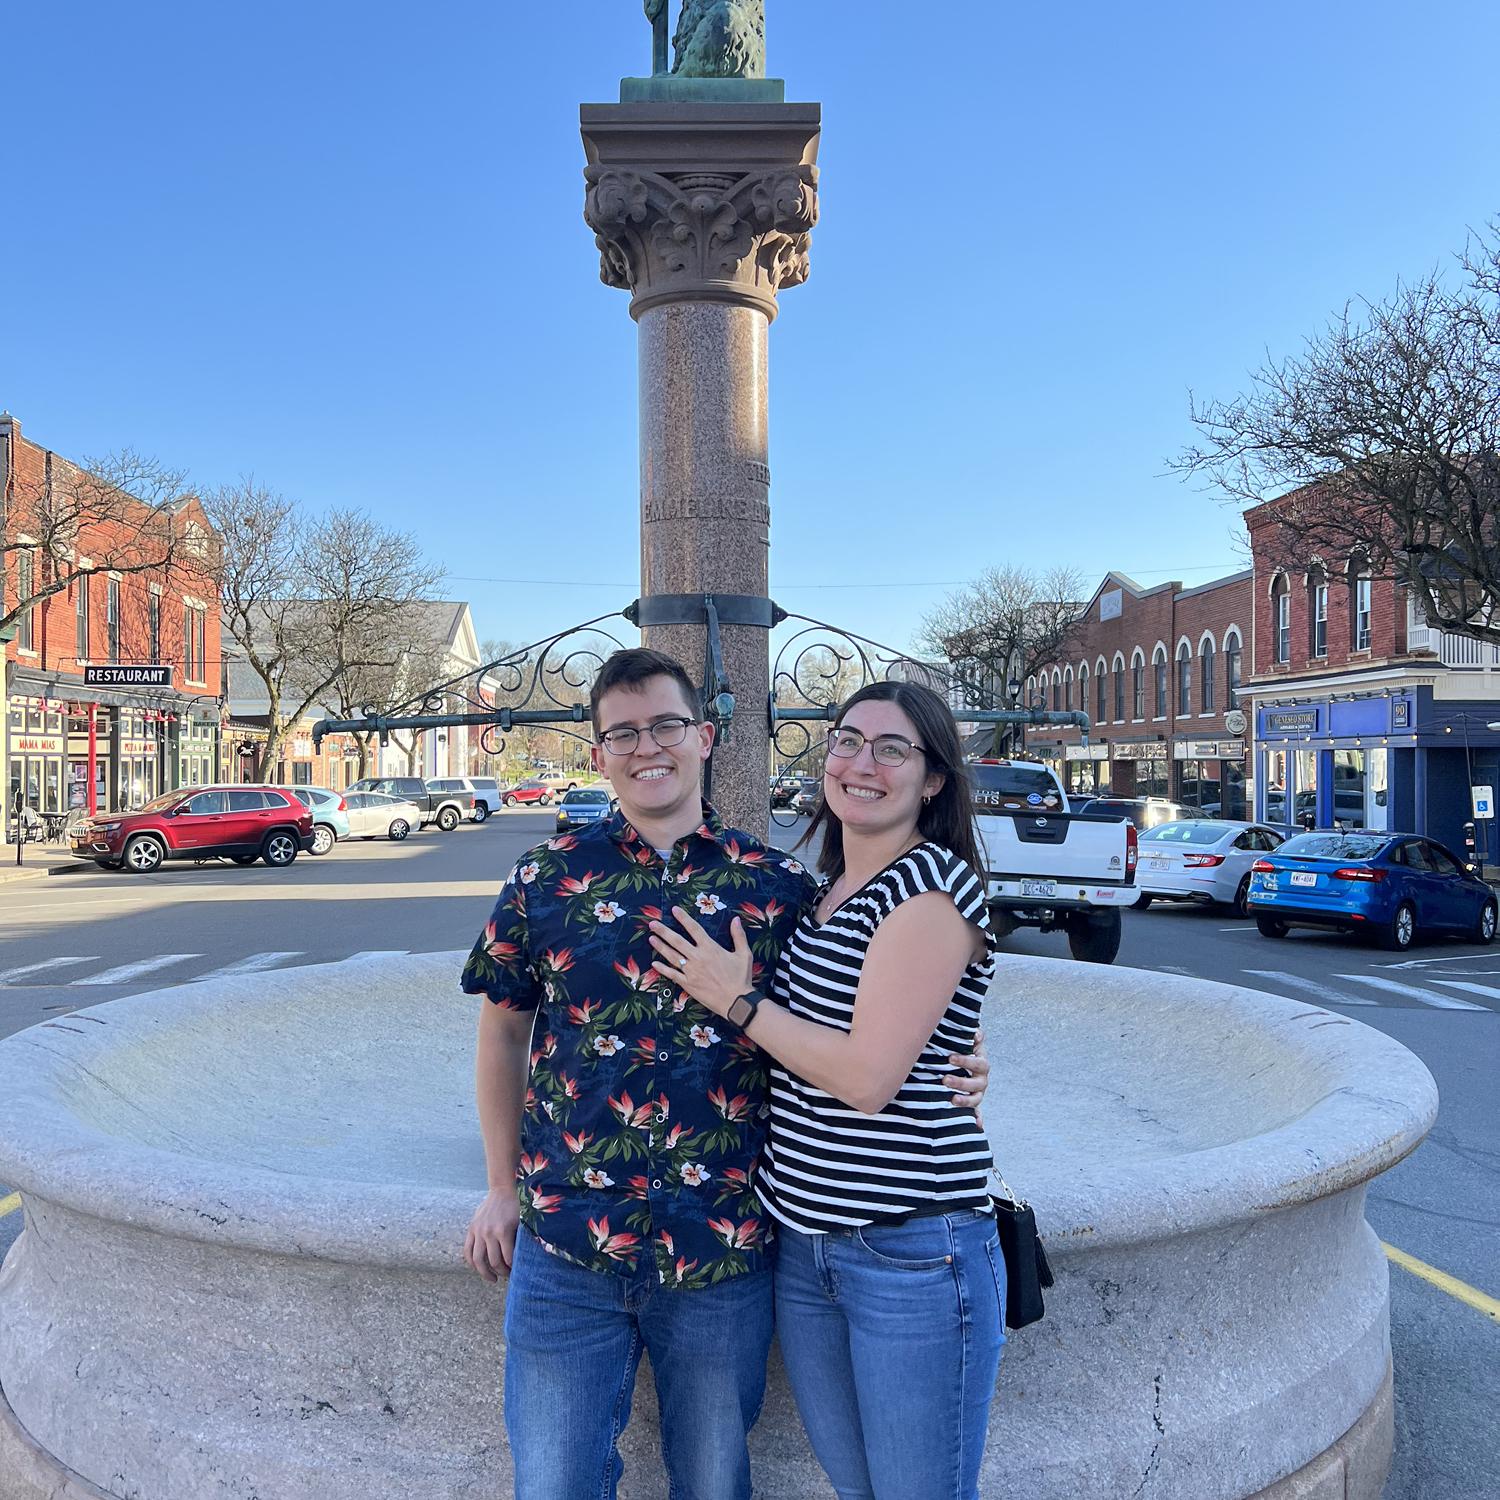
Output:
[0, 1193, 20, 1220]
[1383, 1241, 1500, 1323]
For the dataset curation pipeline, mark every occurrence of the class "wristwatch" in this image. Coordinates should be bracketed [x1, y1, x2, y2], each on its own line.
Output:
[726, 989, 763, 1030]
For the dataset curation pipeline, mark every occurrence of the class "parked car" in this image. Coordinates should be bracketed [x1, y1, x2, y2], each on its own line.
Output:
[1134, 820, 1286, 915]
[500, 780, 554, 807]
[70, 785, 314, 873]
[790, 784, 821, 816]
[341, 790, 423, 841]
[1247, 831, 1498, 950]
[969, 759, 1137, 964]
[538, 773, 584, 799]
[346, 777, 473, 831]
[274, 785, 350, 856]
[427, 777, 498, 823]
[1075, 797, 1203, 832]
[773, 776, 819, 811]
[556, 786, 614, 832]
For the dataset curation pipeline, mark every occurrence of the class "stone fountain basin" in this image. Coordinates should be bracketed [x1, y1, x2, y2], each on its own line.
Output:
[0, 953, 1436, 1500]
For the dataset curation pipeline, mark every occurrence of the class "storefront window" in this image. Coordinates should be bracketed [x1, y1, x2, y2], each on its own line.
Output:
[1294, 749, 1319, 827]
[1331, 749, 1366, 828]
[1222, 760, 1247, 821]
[1137, 758, 1169, 798]
[1265, 750, 1289, 823]
[1366, 748, 1389, 830]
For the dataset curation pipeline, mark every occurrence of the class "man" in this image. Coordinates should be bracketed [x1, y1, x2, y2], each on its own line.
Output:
[461, 648, 983, 1499]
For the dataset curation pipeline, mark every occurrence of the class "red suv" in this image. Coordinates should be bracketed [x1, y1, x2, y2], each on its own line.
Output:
[71, 785, 315, 873]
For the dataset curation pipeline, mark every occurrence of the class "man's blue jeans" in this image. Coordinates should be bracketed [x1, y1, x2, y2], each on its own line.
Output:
[773, 1209, 1006, 1500]
[503, 1229, 773, 1500]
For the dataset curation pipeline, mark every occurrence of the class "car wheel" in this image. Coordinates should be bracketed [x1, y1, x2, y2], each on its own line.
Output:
[1232, 875, 1252, 918]
[389, 819, 410, 841]
[231, 855, 259, 866]
[1134, 893, 1152, 910]
[123, 835, 164, 874]
[1065, 911, 1121, 964]
[437, 806, 460, 832]
[1474, 900, 1497, 946]
[1379, 901, 1416, 952]
[262, 832, 298, 867]
[539, 793, 552, 806]
[310, 824, 336, 856]
[504, 794, 518, 807]
[471, 802, 490, 823]
[1255, 914, 1288, 938]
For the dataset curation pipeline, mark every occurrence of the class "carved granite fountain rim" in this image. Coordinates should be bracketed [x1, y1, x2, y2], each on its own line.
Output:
[0, 955, 1437, 1269]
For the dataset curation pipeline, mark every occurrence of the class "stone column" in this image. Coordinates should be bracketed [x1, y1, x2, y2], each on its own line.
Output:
[581, 103, 819, 836]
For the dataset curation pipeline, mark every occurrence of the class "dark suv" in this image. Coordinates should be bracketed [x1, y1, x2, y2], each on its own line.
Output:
[70, 785, 315, 873]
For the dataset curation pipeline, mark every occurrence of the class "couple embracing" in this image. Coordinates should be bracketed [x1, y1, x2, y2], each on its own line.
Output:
[460, 648, 1005, 1500]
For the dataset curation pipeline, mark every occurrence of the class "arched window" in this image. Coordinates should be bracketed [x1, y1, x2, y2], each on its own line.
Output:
[1200, 636, 1216, 713]
[1153, 646, 1168, 716]
[1177, 641, 1192, 716]
[1272, 575, 1291, 663]
[1349, 556, 1372, 651]
[1308, 565, 1328, 657]
[1224, 630, 1242, 709]
[1112, 654, 1125, 721]
[1131, 651, 1145, 719]
[1096, 660, 1107, 723]
[1080, 663, 1090, 722]
[1052, 669, 1062, 711]
[1064, 666, 1074, 712]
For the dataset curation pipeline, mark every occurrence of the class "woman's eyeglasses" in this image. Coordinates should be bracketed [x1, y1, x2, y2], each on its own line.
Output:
[825, 727, 925, 767]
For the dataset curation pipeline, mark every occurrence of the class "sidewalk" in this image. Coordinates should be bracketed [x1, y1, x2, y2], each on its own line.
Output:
[0, 840, 82, 884]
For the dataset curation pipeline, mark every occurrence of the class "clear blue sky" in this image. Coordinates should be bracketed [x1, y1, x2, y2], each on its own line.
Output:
[6, 1, 1497, 660]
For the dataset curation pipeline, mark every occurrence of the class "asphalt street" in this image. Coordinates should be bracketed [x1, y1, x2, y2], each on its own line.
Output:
[0, 809, 1494, 1499]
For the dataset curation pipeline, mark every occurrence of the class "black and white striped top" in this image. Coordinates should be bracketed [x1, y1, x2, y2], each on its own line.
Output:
[758, 842, 997, 1233]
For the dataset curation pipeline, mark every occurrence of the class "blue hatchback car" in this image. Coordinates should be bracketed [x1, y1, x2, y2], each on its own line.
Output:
[1248, 830, 1498, 951]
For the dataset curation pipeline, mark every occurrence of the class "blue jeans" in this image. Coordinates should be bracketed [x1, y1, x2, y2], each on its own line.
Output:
[503, 1229, 773, 1500]
[773, 1209, 1006, 1500]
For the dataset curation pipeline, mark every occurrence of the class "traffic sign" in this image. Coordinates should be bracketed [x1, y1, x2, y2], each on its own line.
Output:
[1473, 786, 1494, 820]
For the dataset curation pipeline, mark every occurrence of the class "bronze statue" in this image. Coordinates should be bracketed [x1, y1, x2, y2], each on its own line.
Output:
[643, 1, 766, 80]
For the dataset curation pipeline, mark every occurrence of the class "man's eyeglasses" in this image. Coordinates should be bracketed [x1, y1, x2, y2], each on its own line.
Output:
[599, 717, 697, 755]
[825, 727, 926, 767]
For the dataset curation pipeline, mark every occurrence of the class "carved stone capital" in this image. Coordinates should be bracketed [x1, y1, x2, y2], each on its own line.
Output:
[580, 104, 821, 322]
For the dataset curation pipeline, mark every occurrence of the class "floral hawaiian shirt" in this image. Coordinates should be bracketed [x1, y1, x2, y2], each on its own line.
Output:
[461, 802, 816, 1287]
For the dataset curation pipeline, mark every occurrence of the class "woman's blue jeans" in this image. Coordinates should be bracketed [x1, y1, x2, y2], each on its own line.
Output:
[772, 1209, 1007, 1500]
[503, 1229, 773, 1500]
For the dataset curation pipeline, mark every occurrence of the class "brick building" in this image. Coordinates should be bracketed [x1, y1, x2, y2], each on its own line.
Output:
[1241, 498, 1500, 856]
[1, 414, 223, 835]
[1020, 570, 1254, 816]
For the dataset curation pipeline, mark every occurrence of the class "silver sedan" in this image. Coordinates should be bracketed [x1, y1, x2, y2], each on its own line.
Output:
[342, 791, 422, 841]
[1134, 820, 1286, 915]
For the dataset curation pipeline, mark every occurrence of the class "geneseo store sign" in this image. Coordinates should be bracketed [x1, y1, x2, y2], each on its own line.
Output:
[1265, 709, 1319, 735]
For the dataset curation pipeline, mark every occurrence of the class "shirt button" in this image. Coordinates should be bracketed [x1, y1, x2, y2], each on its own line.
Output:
[656, 1111, 667, 1122]
[658, 1051, 668, 1061]
[652, 1179, 663, 1189]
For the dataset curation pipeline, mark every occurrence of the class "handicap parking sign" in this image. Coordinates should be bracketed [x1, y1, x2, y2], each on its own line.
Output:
[1474, 786, 1495, 820]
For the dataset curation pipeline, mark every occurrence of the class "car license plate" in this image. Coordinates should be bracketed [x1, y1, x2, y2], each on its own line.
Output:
[1021, 879, 1057, 898]
[1148, 859, 1170, 870]
[1291, 872, 1317, 887]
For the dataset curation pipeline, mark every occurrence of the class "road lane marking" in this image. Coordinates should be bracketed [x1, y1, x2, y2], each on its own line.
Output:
[1383, 1242, 1500, 1324]
[1335, 974, 1487, 1010]
[1381, 954, 1498, 969]
[71, 954, 202, 987]
[1243, 970, 1375, 1005]
[1428, 980, 1500, 1005]
[1156, 965, 1194, 975]
[0, 1193, 20, 1219]
[342, 951, 412, 962]
[191, 952, 304, 983]
[0, 957, 98, 984]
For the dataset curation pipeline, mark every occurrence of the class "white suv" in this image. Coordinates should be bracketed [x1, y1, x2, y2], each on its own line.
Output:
[427, 777, 501, 823]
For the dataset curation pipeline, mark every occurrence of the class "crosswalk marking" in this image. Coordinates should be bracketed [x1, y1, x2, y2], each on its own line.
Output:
[1334, 974, 1488, 1011]
[70, 954, 202, 987]
[191, 952, 303, 983]
[341, 951, 411, 962]
[1428, 979, 1500, 1006]
[0, 956, 98, 984]
[1243, 969, 1376, 1006]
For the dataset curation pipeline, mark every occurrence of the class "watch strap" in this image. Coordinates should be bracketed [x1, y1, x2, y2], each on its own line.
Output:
[727, 989, 763, 1029]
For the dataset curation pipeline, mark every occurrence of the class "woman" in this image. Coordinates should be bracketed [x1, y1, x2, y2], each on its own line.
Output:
[648, 680, 1003, 1500]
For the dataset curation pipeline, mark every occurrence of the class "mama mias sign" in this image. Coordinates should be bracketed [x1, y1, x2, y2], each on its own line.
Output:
[83, 666, 172, 689]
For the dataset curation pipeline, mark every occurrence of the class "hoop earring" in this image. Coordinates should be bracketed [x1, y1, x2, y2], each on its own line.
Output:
[922, 795, 932, 806]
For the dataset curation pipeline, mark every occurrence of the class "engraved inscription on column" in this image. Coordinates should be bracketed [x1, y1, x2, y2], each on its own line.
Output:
[642, 493, 771, 526]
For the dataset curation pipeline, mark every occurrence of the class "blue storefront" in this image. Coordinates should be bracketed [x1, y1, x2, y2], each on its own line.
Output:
[1255, 689, 1500, 863]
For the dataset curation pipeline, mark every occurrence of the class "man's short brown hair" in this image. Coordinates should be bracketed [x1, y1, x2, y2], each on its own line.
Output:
[588, 649, 702, 733]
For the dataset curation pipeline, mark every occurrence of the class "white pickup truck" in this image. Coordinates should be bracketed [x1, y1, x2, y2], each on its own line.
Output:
[970, 758, 1139, 963]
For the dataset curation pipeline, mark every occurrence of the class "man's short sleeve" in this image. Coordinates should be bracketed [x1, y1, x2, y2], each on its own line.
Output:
[460, 867, 541, 1011]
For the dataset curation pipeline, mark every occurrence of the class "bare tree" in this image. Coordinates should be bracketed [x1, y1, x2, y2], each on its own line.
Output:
[206, 482, 442, 779]
[1, 448, 195, 638]
[1175, 220, 1500, 643]
[918, 565, 1085, 704]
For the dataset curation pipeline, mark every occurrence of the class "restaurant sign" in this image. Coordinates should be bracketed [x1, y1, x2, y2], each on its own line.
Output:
[1112, 741, 1168, 761]
[13, 734, 64, 755]
[84, 665, 172, 688]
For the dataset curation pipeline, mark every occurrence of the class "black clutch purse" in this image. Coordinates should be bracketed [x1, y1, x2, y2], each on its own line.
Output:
[991, 1171, 1054, 1330]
